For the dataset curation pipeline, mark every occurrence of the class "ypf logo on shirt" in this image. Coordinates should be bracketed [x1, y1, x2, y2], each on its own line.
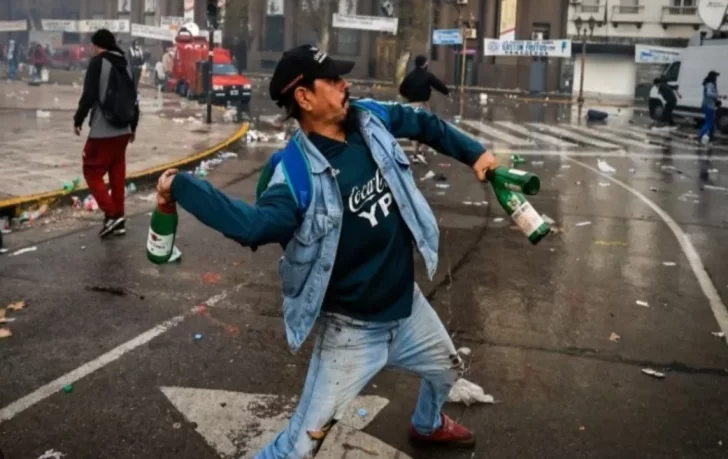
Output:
[348, 169, 393, 228]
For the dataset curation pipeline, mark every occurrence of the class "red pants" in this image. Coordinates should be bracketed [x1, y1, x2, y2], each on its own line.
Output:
[82, 134, 131, 218]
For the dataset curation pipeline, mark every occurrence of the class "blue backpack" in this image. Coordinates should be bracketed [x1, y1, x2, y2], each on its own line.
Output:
[254, 99, 391, 215]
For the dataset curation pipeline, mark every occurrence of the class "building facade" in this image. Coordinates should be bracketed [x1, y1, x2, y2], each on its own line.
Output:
[566, 0, 709, 101]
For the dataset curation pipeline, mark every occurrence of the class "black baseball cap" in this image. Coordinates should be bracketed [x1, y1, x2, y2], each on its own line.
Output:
[269, 45, 355, 107]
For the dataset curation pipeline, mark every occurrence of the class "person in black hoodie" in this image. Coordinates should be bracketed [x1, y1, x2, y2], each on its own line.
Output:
[399, 55, 450, 153]
[74, 29, 139, 238]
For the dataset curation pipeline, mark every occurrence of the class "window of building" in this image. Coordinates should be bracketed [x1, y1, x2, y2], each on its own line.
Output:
[333, 0, 360, 56]
[618, 0, 639, 14]
[582, 0, 600, 14]
[263, 0, 285, 51]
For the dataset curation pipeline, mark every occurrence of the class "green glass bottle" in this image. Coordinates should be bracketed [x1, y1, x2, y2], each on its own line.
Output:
[490, 174, 550, 245]
[147, 202, 178, 264]
[489, 167, 540, 195]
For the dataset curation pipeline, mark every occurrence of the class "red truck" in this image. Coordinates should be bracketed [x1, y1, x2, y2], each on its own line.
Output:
[167, 31, 251, 109]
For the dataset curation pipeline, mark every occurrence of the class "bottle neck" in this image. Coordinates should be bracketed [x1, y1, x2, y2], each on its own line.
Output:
[158, 202, 177, 214]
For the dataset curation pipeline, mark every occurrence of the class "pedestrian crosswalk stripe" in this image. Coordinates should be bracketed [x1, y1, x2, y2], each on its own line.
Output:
[568, 125, 665, 150]
[528, 123, 622, 150]
[495, 121, 577, 148]
[461, 120, 536, 146]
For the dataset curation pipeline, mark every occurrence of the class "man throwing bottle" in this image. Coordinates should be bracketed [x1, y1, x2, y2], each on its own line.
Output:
[156, 44, 496, 458]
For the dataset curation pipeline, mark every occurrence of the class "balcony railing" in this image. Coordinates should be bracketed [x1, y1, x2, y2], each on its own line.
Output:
[611, 4, 644, 27]
[660, 5, 701, 29]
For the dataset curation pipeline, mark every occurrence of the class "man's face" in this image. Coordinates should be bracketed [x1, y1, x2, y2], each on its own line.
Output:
[297, 76, 351, 124]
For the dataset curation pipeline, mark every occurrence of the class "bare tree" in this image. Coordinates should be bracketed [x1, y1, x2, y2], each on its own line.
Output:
[221, 0, 266, 49]
[297, 0, 336, 52]
[391, 0, 432, 85]
[19, 0, 55, 30]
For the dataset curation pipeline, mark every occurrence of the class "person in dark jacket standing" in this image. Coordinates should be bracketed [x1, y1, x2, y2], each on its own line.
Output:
[128, 39, 145, 89]
[74, 29, 139, 238]
[399, 55, 450, 152]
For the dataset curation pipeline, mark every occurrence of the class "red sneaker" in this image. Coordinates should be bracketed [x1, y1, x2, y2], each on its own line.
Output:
[408, 413, 476, 448]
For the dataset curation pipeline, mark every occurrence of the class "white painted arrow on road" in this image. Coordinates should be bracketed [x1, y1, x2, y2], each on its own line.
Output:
[161, 387, 412, 459]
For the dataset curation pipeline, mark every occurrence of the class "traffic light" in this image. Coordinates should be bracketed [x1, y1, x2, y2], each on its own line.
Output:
[207, 0, 219, 29]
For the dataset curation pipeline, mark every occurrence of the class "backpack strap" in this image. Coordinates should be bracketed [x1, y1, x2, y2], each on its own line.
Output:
[255, 139, 312, 214]
[352, 99, 390, 130]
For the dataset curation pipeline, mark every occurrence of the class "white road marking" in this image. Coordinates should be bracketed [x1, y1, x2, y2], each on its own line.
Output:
[161, 387, 404, 458]
[496, 121, 577, 148]
[529, 123, 622, 150]
[0, 291, 230, 423]
[462, 119, 536, 146]
[568, 124, 666, 151]
[566, 156, 728, 341]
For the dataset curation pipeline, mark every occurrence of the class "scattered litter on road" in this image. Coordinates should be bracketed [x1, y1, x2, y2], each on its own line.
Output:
[660, 165, 681, 174]
[510, 154, 526, 165]
[63, 384, 73, 393]
[173, 422, 182, 429]
[435, 183, 451, 189]
[561, 164, 571, 169]
[125, 182, 137, 196]
[598, 181, 610, 187]
[420, 170, 436, 181]
[0, 328, 12, 339]
[194, 333, 203, 341]
[597, 159, 616, 174]
[63, 178, 81, 191]
[412, 153, 427, 165]
[635, 300, 650, 308]
[678, 190, 700, 204]
[36, 109, 51, 118]
[357, 408, 368, 417]
[662, 261, 676, 267]
[448, 378, 495, 406]
[708, 168, 719, 174]
[10, 246, 37, 256]
[6, 300, 26, 311]
[202, 272, 222, 284]
[641, 368, 665, 379]
[530, 161, 544, 166]
[457, 347, 472, 356]
[37, 449, 66, 459]
[609, 332, 621, 342]
[575, 221, 592, 227]
[463, 201, 488, 207]
[167, 246, 182, 263]
[83, 195, 99, 211]
[493, 217, 505, 223]
[139, 193, 156, 202]
[711, 331, 725, 338]
[594, 240, 627, 247]
[650, 187, 658, 192]
[19, 204, 48, 223]
[628, 167, 636, 174]
[439, 162, 451, 168]
[222, 107, 237, 123]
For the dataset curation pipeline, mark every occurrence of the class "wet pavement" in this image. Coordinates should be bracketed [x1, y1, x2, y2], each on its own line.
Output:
[0, 80, 239, 200]
[1, 95, 727, 459]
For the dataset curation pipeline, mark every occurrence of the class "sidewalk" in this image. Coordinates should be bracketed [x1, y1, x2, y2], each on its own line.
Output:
[0, 81, 244, 206]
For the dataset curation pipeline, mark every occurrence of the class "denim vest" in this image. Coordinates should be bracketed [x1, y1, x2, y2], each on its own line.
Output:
[266, 110, 440, 352]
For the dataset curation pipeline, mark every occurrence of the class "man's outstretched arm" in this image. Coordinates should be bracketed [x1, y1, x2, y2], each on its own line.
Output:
[382, 101, 496, 179]
[161, 170, 301, 247]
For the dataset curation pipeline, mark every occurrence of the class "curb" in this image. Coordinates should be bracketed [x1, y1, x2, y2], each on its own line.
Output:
[0, 122, 250, 215]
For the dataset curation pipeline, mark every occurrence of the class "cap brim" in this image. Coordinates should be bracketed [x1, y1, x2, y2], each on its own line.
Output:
[320, 59, 355, 78]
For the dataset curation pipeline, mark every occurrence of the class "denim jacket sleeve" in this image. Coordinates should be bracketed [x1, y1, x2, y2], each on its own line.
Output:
[171, 172, 301, 247]
[381, 101, 485, 167]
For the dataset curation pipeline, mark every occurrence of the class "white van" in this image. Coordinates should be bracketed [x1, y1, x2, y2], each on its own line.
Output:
[649, 37, 728, 133]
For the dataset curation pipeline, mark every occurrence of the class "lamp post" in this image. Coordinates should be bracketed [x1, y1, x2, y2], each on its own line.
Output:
[574, 15, 596, 123]
[206, 0, 219, 125]
[457, 11, 475, 119]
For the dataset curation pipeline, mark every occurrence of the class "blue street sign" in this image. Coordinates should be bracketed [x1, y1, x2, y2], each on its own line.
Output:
[433, 29, 463, 46]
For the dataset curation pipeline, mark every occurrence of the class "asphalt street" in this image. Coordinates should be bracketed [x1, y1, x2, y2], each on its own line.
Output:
[1, 94, 728, 459]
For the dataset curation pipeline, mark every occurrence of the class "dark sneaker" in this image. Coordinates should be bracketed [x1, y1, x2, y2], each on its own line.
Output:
[408, 414, 475, 448]
[99, 216, 125, 238]
[113, 220, 126, 236]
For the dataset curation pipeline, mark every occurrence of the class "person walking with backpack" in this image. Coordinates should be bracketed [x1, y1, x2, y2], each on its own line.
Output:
[74, 29, 139, 238]
[156, 44, 497, 458]
[698, 70, 724, 145]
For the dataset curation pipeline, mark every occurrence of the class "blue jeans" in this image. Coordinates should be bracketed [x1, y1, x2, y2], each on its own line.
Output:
[257, 284, 462, 458]
[8, 61, 17, 80]
[699, 106, 716, 141]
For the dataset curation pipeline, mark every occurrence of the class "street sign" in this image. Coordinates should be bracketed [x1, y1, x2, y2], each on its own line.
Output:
[433, 28, 463, 46]
[0, 20, 28, 32]
[77, 19, 130, 33]
[635, 44, 682, 64]
[332, 13, 399, 34]
[161, 387, 411, 458]
[484, 38, 572, 57]
[131, 24, 176, 41]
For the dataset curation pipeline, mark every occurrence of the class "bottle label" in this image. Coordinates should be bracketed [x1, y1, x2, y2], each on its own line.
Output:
[147, 228, 174, 257]
[508, 168, 527, 176]
[510, 201, 544, 237]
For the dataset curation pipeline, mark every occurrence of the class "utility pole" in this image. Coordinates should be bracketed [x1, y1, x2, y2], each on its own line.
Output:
[574, 16, 596, 124]
[206, 0, 219, 125]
